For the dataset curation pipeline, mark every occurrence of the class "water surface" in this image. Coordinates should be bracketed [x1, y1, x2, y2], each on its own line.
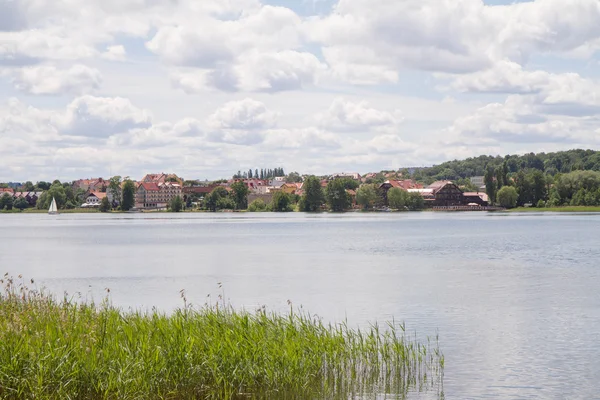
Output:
[1, 212, 599, 399]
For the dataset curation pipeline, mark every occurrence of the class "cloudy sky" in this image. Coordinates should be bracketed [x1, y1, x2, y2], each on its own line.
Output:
[1, 0, 600, 181]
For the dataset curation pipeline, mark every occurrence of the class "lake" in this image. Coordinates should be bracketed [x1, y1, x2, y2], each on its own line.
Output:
[1, 212, 600, 399]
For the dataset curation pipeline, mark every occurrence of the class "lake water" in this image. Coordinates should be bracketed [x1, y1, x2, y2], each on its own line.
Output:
[1, 212, 600, 399]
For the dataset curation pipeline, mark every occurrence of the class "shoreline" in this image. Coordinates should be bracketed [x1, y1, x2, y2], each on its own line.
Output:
[3, 206, 600, 214]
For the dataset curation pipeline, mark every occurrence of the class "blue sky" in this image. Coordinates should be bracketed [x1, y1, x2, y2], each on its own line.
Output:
[1, 0, 599, 181]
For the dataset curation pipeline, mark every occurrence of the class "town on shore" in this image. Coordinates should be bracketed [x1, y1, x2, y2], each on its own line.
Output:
[1, 149, 600, 213]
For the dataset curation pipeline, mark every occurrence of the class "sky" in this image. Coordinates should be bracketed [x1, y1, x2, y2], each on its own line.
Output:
[1, 0, 600, 181]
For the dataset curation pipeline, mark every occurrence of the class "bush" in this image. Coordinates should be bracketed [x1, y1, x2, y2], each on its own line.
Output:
[248, 199, 267, 212]
[169, 195, 184, 212]
[496, 186, 518, 209]
[99, 197, 111, 212]
[271, 191, 292, 212]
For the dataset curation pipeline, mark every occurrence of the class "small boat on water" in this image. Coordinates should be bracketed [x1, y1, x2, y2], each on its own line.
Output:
[48, 197, 58, 215]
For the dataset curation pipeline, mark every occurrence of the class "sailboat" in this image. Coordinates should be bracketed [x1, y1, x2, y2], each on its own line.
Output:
[48, 197, 58, 215]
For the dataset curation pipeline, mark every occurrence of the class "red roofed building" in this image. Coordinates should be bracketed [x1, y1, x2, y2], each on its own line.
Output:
[135, 181, 182, 209]
[0, 188, 14, 195]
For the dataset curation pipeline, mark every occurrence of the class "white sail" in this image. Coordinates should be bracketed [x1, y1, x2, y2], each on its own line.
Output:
[48, 197, 58, 215]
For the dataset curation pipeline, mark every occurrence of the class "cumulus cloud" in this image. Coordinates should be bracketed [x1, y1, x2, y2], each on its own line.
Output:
[207, 98, 278, 130]
[59, 96, 152, 137]
[308, 0, 600, 79]
[101, 45, 126, 61]
[6, 64, 102, 95]
[316, 98, 402, 131]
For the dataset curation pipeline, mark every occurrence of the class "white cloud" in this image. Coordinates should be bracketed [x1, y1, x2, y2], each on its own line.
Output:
[101, 45, 126, 61]
[207, 98, 278, 130]
[316, 97, 402, 131]
[59, 95, 152, 137]
[6, 64, 102, 95]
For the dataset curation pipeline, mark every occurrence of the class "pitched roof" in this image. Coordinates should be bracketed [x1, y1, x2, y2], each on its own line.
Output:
[139, 182, 159, 191]
[89, 191, 107, 199]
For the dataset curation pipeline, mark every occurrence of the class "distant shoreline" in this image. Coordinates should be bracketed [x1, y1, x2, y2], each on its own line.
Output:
[507, 206, 600, 213]
[3, 206, 600, 214]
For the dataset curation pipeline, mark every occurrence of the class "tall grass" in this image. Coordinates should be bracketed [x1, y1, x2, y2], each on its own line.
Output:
[0, 275, 443, 399]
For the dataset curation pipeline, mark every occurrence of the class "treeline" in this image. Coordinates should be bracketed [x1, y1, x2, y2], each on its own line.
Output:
[232, 168, 285, 180]
[489, 169, 600, 208]
[413, 149, 600, 183]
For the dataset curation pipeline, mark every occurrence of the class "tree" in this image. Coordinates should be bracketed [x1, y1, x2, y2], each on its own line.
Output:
[14, 197, 29, 211]
[356, 184, 378, 210]
[388, 187, 409, 210]
[530, 170, 547, 205]
[271, 191, 291, 212]
[36, 181, 51, 191]
[496, 186, 518, 209]
[121, 180, 136, 211]
[326, 179, 352, 212]
[205, 187, 229, 212]
[406, 192, 425, 211]
[169, 195, 184, 212]
[515, 171, 532, 206]
[99, 196, 111, 212]
[339, 178, 359, 191]
[248, 199, 267, 212]
[0, 193, 13, 210]
[300, 176, 324, 212]
[109, 176, 122, 205]
[495, 165, 505, 189]
[230, 181, 249, 210]
[22, 181, 35, 191]
[37, 182, 66, 210]
[286, 172, 303, 183]
[484, 165, 496, 205]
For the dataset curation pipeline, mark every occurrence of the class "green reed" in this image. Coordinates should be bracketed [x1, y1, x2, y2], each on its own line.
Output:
[0, 274, 443, 399]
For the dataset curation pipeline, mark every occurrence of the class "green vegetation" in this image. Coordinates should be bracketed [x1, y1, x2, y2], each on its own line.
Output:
[121, 180, 136, 211]
[108, 176, 122, 206]
[299, 176, 324, 212]
[233, 167, 285, 180]
[230, 181, 249, 210]
[356, 184, 379, 210]
[406, 193, 425, 211]
[326, 179, 352, 212]
[13, 197, 29, 211]
[205, 187, 233, 212]
[247, 199, 268, 212]
[36, 182, 67, 210]
[496, 186, 518, 209]
[169, 195, 184, 212]
[388, 187, 409, 210]
[99, 197, 111, 212]
[0, 193, 13, 211]
[271, 191, 293, 212]
[0, 276, 443, 399]
[413, 149, 600, 183]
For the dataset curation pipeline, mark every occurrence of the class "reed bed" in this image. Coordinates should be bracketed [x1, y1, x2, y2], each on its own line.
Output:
[0, 275, 444, 399]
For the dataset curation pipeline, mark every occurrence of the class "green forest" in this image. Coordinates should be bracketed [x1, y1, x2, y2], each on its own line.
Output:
[412, 149, 600, 208]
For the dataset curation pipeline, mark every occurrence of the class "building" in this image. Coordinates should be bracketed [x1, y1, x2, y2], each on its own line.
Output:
[73, 178, 107, 192]
[462, 192, 489, 206]
[141, 173, 182, 185]
[136, 182, 182, 209]
[12, 191, 43, 207]
[426, 181, 464, 207]
[0, 188, 14, 195]
[84, 192, 107, 207]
